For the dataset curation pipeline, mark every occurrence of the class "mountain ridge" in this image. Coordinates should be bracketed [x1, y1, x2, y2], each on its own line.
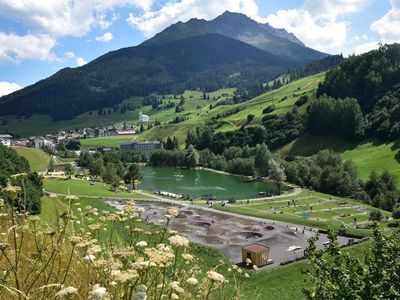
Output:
[0, 11, 328, 121]
[143, 11, 326, 62]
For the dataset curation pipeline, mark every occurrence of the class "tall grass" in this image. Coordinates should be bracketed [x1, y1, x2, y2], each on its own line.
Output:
[0, 186, 248, 299]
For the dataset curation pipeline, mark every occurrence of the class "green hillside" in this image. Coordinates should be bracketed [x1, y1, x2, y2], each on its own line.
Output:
[12, 146, 50, 172]
[279, 134, 400, 181]
[137, 72, 325, 145]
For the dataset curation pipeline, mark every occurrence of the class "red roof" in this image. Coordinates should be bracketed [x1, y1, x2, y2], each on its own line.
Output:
[243, 243, 269, 253]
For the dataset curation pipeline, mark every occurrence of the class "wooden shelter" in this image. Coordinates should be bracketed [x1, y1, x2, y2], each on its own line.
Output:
[242, 243, 270, 267]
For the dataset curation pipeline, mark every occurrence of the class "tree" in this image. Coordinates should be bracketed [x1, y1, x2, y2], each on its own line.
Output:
[64, 164, 74, 175]
[254, 143, 270, 177]
[246, 114, 255, 124]
[65, 139, 81, 151]
[102, 163, 118, 184]
[369, 209, 383, 221]
[268, 159, 286, 194]
[48, 157, 55, 172]
[185, 129, 198, 148]
[124, 164, 142, 190]
[140, 124, 144, 133]
[392, 205, 400, 220]
[89, 159, 105, 177]
[304, 227, 400, 299]
[185, 145, 199, 168]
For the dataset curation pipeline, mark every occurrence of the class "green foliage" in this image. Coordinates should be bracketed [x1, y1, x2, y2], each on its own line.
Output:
[285, 149, 365, 199]
[365, 170, 399, 211]
[254, 143, 270, 177]
[369, 209, 383, 221]
[123, 164, 142, 190]
[306, 95, 364, 140]
[392, 205, 400, 219]
[317, 44, 400, 141]
[304, 227, 400, 299]
[65, 139, 81, 150]
[0, 145, 43, 214]
[0, 145, 30, 186]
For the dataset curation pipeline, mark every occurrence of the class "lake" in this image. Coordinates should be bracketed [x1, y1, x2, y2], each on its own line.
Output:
[139, 166, 279, 200]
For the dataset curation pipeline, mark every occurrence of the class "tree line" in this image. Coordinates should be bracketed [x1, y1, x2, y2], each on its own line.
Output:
[0, 145, 43, 214]
[77, 152, 143, 190]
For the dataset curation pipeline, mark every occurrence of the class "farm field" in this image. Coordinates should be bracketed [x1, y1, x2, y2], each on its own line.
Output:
[215, 189, 390, 236]
[279, 134, 400, 181]
[43, 178, 155, 199]
[12, 146, 50, 172]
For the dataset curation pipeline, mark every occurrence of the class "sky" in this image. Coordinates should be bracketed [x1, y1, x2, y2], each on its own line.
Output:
[0, 0, 398, 96]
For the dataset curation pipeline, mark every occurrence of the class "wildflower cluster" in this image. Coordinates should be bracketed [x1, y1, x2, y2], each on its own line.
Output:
[0, 189, 246, 299]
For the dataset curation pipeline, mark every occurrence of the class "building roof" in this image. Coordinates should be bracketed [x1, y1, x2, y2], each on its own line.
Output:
[0, 134, 12, 138]
[243, 243, 269, 253]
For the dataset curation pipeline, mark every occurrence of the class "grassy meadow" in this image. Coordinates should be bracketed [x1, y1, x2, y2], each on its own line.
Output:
[279, 134, 400, 181]
[12, 146, 50, 172]
[79, 134, 137, 149]
[43, 178, 155, 199]
[137, 73, 324, 145]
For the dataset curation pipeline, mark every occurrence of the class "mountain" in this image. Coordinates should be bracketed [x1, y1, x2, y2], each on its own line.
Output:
[0, 11, 328, 121]
[143, 11, 327, 62]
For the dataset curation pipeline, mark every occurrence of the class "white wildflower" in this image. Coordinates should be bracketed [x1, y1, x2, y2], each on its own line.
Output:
[136, 241, 148, 248]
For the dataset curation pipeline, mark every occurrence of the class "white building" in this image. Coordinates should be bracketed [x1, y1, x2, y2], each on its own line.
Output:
[34, 138, 55, 150]
[139, 111, 150, 123]
[0, 134, 12, 147]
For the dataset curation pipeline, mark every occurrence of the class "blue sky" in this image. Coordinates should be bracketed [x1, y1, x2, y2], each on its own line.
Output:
[0, 0, 398, 96]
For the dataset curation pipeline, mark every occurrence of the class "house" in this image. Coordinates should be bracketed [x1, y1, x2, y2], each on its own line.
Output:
[139, 111, 150, 123]
[120, 141, 162, 156]
[242, 243, 270, 267]
[117, 130, 136, 135]
[0, 134, 12, 147]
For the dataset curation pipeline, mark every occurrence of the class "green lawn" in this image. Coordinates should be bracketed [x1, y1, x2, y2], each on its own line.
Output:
[80, 135, 137, 149]
[44, 178, 154, 199]
[279, 134, 400, 181]
[12, 146, 50, 172]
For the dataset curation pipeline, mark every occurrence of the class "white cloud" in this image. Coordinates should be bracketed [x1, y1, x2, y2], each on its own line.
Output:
[354, 41, 380, 54]
[265, 0, 370, 53]
[0, 32, 56, 61]
[76, 57, 87, 67]
[266, 9, 348, 52]
[0, 81, 22, 96]
[304, 0, 370, 20]
[127, 0, 260, 38]
[0, 0, 154, 38]
[95, 32, 113, 42]
[65, 51, 76, 59]
[371, 0, 400, 42]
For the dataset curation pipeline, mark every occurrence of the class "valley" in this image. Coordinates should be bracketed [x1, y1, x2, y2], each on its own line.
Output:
[0, 7, 400, 300]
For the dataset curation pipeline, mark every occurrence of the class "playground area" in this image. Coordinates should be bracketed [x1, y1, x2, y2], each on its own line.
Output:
[109, 200, 360, 267]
